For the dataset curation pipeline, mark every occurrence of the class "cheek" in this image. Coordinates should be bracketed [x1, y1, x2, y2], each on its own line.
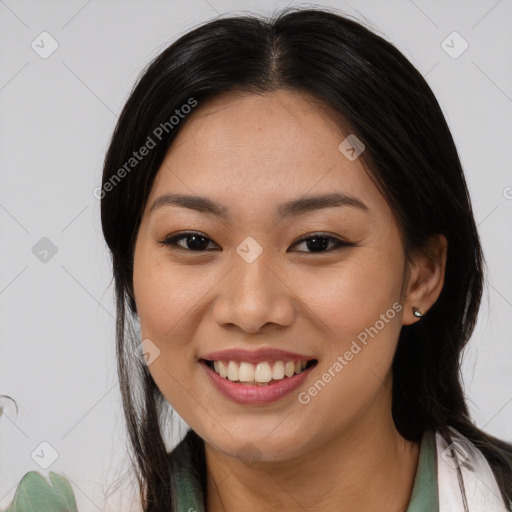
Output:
[299, 249, 404, 335]
[132, 246, 223, 403]
[296, 244, 405, 404]
[293, 255, 404, 432]
[133, 248, 211, 342]
[132, 247, 209, 414]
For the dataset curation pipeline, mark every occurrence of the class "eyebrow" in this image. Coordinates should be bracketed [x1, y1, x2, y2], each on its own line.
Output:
[149, 192, 368, 218]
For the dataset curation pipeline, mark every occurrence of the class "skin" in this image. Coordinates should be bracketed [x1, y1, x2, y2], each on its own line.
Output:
[133, 89, 448, 512]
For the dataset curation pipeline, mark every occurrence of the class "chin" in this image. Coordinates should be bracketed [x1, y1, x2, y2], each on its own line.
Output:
[203, 429, 310, 464]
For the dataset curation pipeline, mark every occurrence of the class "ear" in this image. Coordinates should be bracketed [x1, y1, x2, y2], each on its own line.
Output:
[402, 234, 448, 325]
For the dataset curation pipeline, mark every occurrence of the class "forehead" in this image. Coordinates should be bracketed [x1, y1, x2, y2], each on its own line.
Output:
[167, 89, 349, 166]
[147, 90, 386, 216]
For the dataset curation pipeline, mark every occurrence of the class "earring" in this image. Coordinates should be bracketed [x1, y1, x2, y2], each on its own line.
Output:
[412, 307, 423, 319]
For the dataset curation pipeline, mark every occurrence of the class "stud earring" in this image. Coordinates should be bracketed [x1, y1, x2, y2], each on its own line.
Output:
[412, 307, 423, 319]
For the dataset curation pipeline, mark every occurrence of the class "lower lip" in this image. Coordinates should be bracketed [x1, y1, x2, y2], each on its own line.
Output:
[200, 361, 316, 405]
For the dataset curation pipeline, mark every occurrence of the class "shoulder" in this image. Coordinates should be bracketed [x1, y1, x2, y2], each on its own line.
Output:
[435, 427, 511, 511]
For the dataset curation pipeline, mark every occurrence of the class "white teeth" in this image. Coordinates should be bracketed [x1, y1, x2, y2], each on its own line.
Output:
[238, 362, 255, 382]
[217, 361, 227, 378]
[254, 362, 272, 383]
[227, 361, 238, 381]
[285, 361, 295, 377]
[209, 359, 312, 384]
[272, 361, 285, 380]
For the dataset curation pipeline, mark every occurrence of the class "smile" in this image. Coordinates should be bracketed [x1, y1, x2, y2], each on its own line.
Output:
[200, 358, 318, 405]
[204, 359, 317, 385]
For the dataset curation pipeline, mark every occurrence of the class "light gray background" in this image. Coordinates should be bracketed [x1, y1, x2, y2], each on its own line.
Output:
[1, 0, 511, 510]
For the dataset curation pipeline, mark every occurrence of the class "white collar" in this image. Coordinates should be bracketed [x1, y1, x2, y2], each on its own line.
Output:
[436, 427, 510, 511]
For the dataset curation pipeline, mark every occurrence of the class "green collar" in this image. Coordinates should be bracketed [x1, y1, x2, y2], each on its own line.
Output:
[170, 429, 438, 511]
[406, 430, 439, 511]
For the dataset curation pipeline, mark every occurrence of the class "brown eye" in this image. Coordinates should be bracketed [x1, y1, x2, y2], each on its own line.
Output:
[158, 231, 218, 251]
[291, 233, 354, 253]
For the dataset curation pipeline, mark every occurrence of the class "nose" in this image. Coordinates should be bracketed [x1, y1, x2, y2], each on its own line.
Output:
[211, 251, 295, 334]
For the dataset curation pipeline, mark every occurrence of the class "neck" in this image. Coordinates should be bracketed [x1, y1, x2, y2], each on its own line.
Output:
[204, 404, 421, 512]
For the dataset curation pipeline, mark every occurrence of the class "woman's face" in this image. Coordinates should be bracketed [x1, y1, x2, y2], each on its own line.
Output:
[133, 90, 413, 461]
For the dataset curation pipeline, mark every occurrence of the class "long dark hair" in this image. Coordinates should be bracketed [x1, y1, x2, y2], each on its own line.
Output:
[100, 7, 512, 510]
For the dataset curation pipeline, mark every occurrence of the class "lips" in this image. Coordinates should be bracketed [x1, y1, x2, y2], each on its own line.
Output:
[201, 347, 316, 364]
[199, 347, 318, 404]
[200, 358, 317, 404]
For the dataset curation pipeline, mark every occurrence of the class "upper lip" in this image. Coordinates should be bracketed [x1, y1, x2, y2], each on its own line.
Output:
[201, 348, 316, 364]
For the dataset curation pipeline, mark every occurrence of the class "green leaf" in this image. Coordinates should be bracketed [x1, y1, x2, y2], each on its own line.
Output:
[3, 471, 78, 512]
[48, 473, 78, 512]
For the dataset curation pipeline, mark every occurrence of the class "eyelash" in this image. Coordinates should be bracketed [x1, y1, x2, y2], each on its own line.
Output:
[157, 231, 354, 254]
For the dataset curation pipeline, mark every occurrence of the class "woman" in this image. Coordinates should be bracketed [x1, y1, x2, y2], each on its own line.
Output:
[100, 7, 512, 512]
